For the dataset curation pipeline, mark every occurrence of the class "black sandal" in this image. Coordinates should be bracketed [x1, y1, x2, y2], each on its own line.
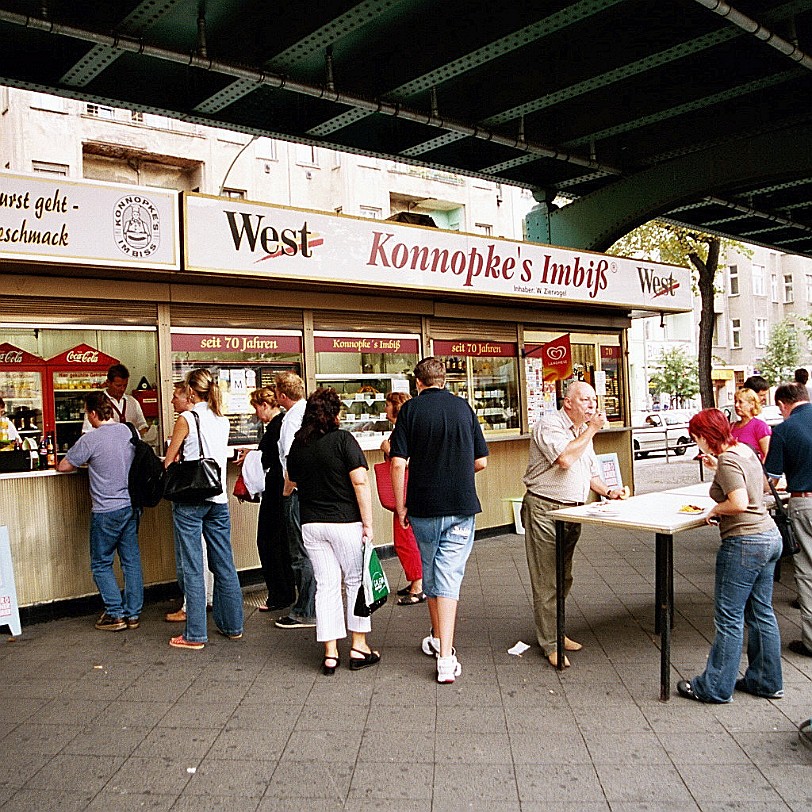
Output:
[349, 647, 381, 670]
[396, 586, 412, 597]
[322, 655, 340, 676]
[397, 591, 426, 605]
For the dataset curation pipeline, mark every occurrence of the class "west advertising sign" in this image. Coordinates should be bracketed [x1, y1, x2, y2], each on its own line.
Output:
[183, 193, 691, 313]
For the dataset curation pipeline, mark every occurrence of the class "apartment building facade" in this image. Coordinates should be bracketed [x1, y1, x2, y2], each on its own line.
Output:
[0, 88, 534, 237]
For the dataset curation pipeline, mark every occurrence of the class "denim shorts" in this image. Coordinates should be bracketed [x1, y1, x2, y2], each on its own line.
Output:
[408, 514, 476, 600]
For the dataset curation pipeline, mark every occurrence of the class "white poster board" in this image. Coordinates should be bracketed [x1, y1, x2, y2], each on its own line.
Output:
[0, 526, 21, 637]
[597, 452, 623, 490]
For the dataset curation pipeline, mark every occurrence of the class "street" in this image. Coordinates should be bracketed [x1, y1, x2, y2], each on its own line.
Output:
[633, 450, 705, 495]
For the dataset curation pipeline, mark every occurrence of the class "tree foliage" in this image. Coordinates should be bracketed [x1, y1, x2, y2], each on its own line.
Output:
[608, 222, 750, 409]
[759, 319, 800, 385]
[648, 346, 699, 407]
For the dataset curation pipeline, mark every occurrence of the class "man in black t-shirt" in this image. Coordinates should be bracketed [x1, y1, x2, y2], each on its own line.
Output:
[390, 357, 489, 684]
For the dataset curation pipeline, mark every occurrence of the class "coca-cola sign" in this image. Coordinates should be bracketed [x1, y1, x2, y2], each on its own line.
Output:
[0, 343, 43, 366]
[65, 350, 99, 364]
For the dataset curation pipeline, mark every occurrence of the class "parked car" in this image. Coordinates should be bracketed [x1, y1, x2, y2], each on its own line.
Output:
[631, 411, 695, 459]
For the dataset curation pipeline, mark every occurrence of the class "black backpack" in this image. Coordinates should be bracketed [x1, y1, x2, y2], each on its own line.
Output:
[126, 422, 165, 508]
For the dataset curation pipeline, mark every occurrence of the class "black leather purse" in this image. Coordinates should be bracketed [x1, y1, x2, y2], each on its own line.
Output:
[765, 474, 801, 557]
[164, 411, 223, 503]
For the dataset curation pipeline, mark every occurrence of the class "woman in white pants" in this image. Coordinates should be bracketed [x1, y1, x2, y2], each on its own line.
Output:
[287, 388, 380, 675]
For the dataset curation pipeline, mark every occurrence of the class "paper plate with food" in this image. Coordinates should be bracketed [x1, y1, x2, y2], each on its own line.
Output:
[678, 504, 705, 514]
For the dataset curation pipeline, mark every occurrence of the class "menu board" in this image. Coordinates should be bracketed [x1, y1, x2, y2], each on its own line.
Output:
[525, 356, 558, 428]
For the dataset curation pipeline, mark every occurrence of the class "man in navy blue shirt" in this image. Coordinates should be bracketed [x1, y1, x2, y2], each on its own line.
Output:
[765, 382, 812, 657]
[390, 357, 489, 684]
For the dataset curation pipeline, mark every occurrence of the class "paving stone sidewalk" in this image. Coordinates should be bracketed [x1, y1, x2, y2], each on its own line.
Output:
[1, 502, 810, 810]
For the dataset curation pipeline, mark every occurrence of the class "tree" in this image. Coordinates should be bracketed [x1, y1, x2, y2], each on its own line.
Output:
[759, 319, 799, 385]
[608, 222, 749, 409]
[648, 346, 699, 407]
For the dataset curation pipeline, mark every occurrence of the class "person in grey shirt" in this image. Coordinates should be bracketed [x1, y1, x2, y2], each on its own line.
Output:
[59, 391, 142, 632]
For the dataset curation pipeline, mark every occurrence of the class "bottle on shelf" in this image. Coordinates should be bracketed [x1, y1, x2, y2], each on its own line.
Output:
[38, 435, 48, 469]
[46, 433, 57, 468]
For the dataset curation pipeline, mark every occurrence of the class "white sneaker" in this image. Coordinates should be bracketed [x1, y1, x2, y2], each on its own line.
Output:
[421, 630, 440, 657]
[437, 654, 462, 684]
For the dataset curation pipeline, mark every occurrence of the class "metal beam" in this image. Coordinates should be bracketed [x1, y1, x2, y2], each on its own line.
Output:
[0, 9, 620, 178]
[536, 123, 812, 251]
[196, 0, 403, 114]
[692, 0, 812, 71]
[561, 70, 800, 149]
[60, 0, 183, 86]
[307, 0, 626, 139]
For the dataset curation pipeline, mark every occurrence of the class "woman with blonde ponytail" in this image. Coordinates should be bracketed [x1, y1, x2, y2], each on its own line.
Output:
[164, 369, 244, 650]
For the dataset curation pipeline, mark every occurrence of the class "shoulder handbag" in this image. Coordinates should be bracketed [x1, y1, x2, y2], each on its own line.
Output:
[764, 472, 801, 557]
[232, 471, 260, 503]
[354, 537, 390, 617]
[164, 411, 223, 503]
[374, 459, 408, 513]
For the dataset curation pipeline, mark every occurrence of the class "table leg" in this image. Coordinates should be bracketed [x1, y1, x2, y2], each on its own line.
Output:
[555, 519, 565, 671]
[656, 532, 673, 701]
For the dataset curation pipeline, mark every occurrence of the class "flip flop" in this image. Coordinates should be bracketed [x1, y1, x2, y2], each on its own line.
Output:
[397, 591, 427, 605]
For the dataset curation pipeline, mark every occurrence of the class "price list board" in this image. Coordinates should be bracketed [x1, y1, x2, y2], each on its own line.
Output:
[524, 356, 558, 428]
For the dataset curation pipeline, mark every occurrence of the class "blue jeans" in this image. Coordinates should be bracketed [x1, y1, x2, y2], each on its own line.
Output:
[89, 506, 143, 618]
[172, 501, 244, 643]
[692, 527, 783, 703]
[409, 514, 476, 600]
[282, 491, 316, 620]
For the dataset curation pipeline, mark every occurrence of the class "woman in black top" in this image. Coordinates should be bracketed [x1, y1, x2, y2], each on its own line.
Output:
[287, 388, 380, 675]
[250, 387, 295, 612]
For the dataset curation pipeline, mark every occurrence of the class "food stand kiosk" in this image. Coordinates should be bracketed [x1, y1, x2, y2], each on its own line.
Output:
[0, 172, 693, 612]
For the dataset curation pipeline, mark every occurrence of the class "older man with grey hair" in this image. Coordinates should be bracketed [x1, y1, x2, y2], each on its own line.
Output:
[522, 381, 624, 668]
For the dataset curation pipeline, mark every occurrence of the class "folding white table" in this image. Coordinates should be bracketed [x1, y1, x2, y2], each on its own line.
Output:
[549, 488, 715, 701]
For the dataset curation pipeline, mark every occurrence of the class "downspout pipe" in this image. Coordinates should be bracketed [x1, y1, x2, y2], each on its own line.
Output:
[692, 0, 812, 71]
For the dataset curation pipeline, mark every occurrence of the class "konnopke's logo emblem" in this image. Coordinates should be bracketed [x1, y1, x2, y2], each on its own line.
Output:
[114, 195, 161, 258]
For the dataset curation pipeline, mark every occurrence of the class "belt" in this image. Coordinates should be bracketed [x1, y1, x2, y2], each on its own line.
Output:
[529, 493, 584, 506]
[790, 491, 812, 498]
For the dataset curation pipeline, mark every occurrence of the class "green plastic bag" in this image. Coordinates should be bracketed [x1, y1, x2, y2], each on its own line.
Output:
[354, 538, 389, 617]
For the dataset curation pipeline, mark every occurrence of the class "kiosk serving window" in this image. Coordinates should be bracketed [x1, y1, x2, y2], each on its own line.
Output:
[0, 324, 159, 455]
[432, 340, 520, 434]
[314, 333, 420, 448]
[171, 329, 303, 445]
[523, 330, 624, 426]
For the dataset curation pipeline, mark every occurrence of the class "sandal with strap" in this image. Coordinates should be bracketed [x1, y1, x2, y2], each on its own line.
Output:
[397, 591, 426, 605]
[349, 647, 381, 670]
[322, 655, 340, 676]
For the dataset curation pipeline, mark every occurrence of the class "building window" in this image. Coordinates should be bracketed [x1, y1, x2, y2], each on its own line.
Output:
[31, 160, 69, 176]
[752, 264, 765, 296]
[784, 274, 794, 303]
[729, 265, 739, 295]
[771, 273, 779, 302]
[731, 319, 741, 349]
[474, 223, 493, 236]
[130, 111, 144, 123]
[222, 188, 246, 199]
[86, 103, 115, 119]
[295, 144, 318, 166]
[755, 318, 768, 348]
[359, 206, 382, 219]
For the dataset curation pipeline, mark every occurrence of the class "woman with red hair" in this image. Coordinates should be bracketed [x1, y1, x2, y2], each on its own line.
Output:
[676, 408, 783, 703]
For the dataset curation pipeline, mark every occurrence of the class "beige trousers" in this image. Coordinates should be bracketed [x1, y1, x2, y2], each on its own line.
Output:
[522, 491, 582, 655]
